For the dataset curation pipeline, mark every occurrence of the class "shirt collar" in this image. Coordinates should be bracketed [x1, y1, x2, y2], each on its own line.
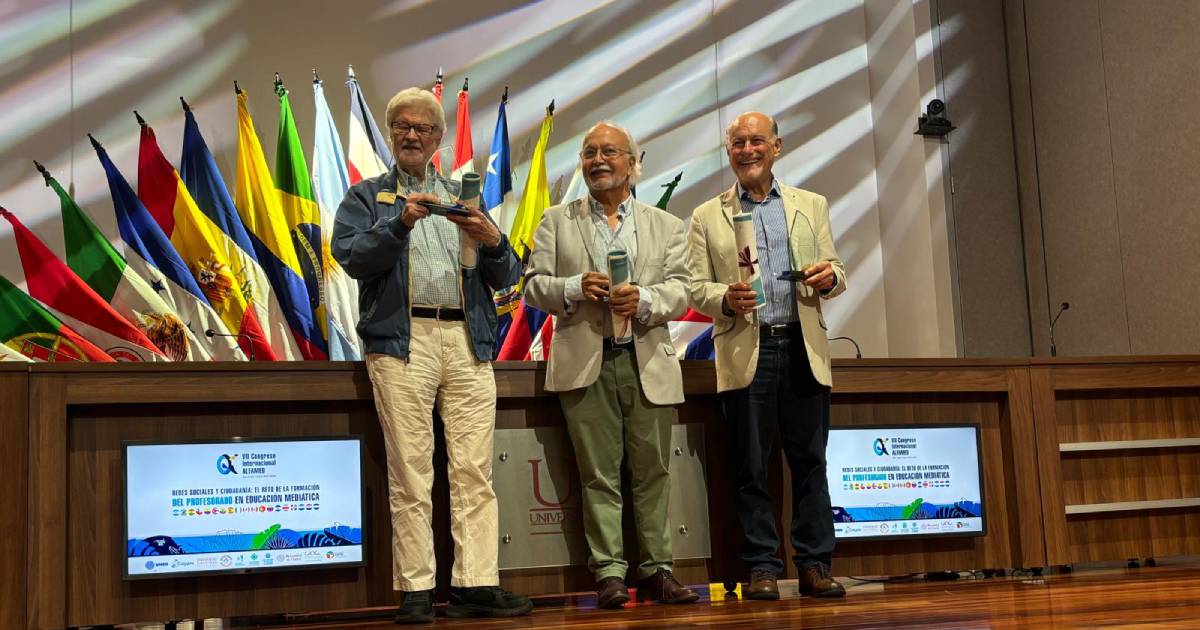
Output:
[736, 179, 781, 203]
[587, 193, 634, 219]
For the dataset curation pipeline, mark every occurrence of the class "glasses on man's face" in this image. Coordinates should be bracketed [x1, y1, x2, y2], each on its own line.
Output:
[390, 122, 438, 138]
[580, 146, 630, 161]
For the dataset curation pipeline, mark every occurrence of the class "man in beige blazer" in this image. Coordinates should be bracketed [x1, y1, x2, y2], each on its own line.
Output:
[524, 121, 697, 609]
[687, 111, 848, 600]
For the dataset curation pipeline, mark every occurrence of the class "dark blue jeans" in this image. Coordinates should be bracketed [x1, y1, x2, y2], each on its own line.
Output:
[721, 328, 834, 575]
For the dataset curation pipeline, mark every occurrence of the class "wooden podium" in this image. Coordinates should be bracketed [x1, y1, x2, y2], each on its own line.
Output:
[5, 356, 1200, 628]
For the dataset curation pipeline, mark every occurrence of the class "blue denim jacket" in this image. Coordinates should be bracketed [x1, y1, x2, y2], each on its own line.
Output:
[331, 168, 521, 361]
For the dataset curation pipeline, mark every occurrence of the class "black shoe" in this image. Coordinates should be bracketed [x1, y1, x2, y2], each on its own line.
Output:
[394, 589, 434, 624]
[446, 585, 534, 618]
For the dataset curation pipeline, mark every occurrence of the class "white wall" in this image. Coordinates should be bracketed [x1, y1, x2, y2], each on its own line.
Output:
[0, 0, 957, 358]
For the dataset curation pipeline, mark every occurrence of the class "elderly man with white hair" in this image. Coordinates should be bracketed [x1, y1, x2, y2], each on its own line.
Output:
[523, 121, 696, 609]
[333, 87, 530, 624]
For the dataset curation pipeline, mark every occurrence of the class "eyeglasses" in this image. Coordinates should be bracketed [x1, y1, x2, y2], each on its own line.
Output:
[580, 146, 631, 160]
[390, 122, 438, 137]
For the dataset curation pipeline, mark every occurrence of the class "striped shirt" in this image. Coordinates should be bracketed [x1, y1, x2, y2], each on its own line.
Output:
[738, 180, 797, 326]
[397, 166, 461, 308]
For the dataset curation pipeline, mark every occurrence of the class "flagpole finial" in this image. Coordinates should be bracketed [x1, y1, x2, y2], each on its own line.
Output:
[547, 99, 555, 115]
[33, 160, 51, 184]
[133, 110, 147, 127]
[312, 68, 321, 85]
[179, 96, 191, 112]
[639, 151, 645, 164]
[88, 133, 102, 149]
[437, 67, 444, 82]
[273, 72, 285, 96]
[347, 64, 356, 79]
[502, 86, 509, 103]
[234, 80, 242, 94]
[462, 77, 468, 92]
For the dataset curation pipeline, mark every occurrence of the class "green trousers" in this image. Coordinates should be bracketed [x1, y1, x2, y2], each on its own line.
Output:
[558, 346, 675, 581]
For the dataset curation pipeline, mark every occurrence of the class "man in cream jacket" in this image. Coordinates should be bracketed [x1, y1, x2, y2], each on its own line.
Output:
[687, 111, 848, 600]
[524, 121, 697, 609]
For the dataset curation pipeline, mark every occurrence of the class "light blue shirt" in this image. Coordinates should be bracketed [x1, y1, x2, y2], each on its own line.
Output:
[564, 194, 652, 322]
[738, 180, 797, 326]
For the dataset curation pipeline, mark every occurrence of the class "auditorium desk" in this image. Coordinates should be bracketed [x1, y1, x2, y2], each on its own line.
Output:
[4, 357, 1198, 628]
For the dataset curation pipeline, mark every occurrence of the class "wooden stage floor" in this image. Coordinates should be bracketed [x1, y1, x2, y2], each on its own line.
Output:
[103, 563, 1200, 629]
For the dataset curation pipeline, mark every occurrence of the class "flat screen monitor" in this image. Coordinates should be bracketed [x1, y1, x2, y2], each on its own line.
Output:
[826, 425, 985, 540]
[123, 436, 365, 579]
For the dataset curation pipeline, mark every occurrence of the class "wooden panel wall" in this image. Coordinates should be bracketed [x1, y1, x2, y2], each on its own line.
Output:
[0, 365, 28, 630]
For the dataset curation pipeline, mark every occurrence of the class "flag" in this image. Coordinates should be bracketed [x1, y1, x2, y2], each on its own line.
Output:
[95, 136, 254, 362]
[177, 98, 298, 362]
[134, 118, 288, 361]
[234, 87, 326, 360]
[655, 171, 683, 210]
[496, 301, 550, 360]
[559, 163, 588, 206]
[0, 208, 166, 361]
[273, 75, 329, 359]
[431, 68, 444, 174]
[508, 101, 554, 263]
[0, 341, 33, 362]
[483, 90, 515, 233]
[38, 162, 218, 361]
[668, 308, 716, 360]
[0, 273, 113, 362]
[527, 314, 555, 361]
[311, 73, 362, 360]
[451, 78, 474, 179]
[345, 65, 392, 183]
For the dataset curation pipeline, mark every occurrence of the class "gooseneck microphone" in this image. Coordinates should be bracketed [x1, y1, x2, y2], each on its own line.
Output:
[206, 329, 256, 361]
[828, 335, 863, 359]
[1049, 301, 1070, 357]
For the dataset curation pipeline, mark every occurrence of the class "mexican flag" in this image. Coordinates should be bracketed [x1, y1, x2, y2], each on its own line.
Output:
[1, 208, 167, 361]
[0, 274, 114, 362]
[43, 166, 210, 361]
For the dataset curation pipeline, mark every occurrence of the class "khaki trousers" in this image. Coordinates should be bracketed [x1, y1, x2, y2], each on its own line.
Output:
[366, 318, 498, 591]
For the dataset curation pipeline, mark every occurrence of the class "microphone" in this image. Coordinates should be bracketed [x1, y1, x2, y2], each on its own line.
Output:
[206, 329, 256, 361]
[828, 336, 862, 359]
[458, 172, 482, 269]
[1049, 301, 1070, 357]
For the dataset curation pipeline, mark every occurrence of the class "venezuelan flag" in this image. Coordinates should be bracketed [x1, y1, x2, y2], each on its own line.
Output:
[234, 86, 327, 360]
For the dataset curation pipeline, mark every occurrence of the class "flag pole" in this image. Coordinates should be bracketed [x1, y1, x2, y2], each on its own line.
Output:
[33, 160, 51, 186]
[179, 96, 191, 112]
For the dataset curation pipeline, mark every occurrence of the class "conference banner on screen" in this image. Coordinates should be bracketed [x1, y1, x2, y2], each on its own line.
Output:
[827, 425, 985, 540]
[123, 437, 364, 578]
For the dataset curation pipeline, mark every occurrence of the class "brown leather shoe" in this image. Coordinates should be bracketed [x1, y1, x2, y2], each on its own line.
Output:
[745, 569, 780, 600]
[798, 563, 846, 598]
[636, 569, 700, 604]
[596, 576, 630, 609]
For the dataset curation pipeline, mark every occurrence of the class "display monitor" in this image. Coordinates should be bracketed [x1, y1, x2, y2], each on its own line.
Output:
[123, 436, 364, 579]
[827, 425, 985, 540]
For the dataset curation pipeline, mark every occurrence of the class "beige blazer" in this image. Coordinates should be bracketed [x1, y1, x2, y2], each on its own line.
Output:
[686, 184, 846, 393]
[524, 198, 691, 405]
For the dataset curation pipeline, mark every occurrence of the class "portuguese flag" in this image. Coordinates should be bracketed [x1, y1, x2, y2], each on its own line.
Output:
[0, 274, 114, 362]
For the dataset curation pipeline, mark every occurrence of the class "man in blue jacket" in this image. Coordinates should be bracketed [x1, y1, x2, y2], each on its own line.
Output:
[333, 86, 529, 624]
